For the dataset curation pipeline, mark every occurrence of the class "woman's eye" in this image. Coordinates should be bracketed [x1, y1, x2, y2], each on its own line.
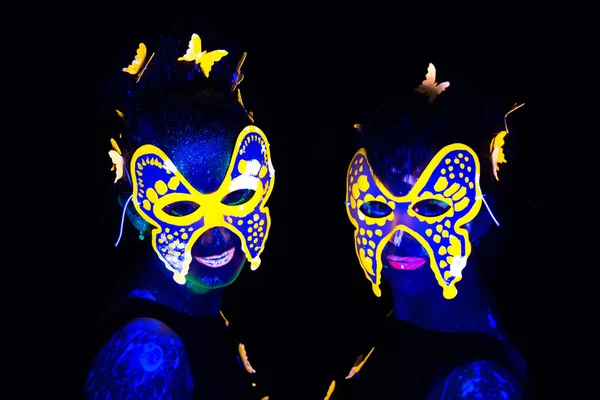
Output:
[163, 201, 200, 217]
[412, 199, 451, 217]
[221, 189, 256, 206]
[359, 201, 393, 218]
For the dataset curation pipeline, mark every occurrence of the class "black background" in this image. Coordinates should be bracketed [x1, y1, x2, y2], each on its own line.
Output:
[92, 14, 548, 398]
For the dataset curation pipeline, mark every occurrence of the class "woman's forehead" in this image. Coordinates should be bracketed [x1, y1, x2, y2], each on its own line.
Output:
[160, 135, 234, 194]
[372, 151, 431, 197]
[378, 173, 417, 197]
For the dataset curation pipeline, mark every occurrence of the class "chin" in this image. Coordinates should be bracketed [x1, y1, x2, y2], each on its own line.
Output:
[381, 258, 438, 296]
[187, 245, 246, 289]
[186, 227, 248, 289]
[379, 237, 440, 295]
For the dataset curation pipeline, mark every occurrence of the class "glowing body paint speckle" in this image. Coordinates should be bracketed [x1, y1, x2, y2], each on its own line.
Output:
[128, 289, 157, 301]
[487, 308, 497, 329]
[439, 361, 521, 399]
[85, 318, 193, 399]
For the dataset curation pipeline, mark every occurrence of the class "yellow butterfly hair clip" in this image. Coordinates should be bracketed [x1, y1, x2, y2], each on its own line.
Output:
[323, 381, 336, 400]
[415, 63, 450, 103]
[108, 138, 124, 184]
[177, 33, 228, 78]
[219, 310, 230, 326]
[490, 103, 525, 181]
[231, 51, 247, 92]
[237, 89, 255, 123]
[122, 43, 155, 83]
[238, 343, 256, 374]
[345, 347, 375, 380]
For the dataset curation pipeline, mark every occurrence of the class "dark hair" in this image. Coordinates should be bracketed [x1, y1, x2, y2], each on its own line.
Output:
[110, 34, 251, 151]
[97, 31, 255, 197]
[356, 78, 511, 194]
[96, 28, 256, 279]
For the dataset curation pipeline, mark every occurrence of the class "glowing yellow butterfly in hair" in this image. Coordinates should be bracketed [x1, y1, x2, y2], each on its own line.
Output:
[415, 63, 450, 103]
[177, 33, 228, 77]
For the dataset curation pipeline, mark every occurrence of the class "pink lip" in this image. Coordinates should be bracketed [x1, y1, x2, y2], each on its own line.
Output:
[386, 256, 427, 270]
[194, 247, 235, 268]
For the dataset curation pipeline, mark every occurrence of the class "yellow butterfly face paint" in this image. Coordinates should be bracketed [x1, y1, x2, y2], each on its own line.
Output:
[345, 144, 482, 299]
[131, 126, 275, 285]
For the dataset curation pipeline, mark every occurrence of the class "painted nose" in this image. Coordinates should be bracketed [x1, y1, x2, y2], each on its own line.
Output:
[199, 227, 232, 247]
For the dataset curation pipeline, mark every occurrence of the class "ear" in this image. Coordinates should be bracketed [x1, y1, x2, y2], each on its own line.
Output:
[118, 192, 151, 239]
[115, 186, 151, 241]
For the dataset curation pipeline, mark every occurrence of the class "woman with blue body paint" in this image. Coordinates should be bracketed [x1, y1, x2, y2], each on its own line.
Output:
[87, 30, 274, 399]
[329, 66, 529, 399]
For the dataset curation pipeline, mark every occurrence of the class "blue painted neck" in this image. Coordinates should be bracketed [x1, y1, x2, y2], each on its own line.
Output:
[131, 256, 224, 318]
[389, 261, 500, 337]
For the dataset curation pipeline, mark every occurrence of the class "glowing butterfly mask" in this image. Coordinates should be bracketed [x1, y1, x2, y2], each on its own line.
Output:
[131, 126, 275, 285]
[345, 144, 482, 299]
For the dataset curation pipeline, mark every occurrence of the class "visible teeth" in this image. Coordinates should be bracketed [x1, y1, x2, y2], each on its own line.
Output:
[204, 257, 226, 266]
[195, 248, 234, 268]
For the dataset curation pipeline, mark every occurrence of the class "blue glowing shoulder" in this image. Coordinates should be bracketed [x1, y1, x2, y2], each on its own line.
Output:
[85, 317, 193, 400]
[438, 360, 524, 400]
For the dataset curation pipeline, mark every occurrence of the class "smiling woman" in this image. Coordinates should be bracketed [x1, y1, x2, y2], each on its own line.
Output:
[332, 64, 528, 399]
[88, 28, 274, 399]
